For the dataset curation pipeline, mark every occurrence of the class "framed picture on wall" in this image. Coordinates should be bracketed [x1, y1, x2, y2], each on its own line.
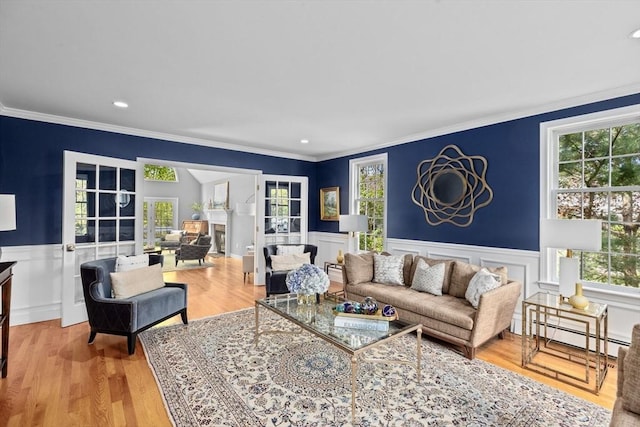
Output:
[213, 181, 229, 209]
[320, 186, 340, 221]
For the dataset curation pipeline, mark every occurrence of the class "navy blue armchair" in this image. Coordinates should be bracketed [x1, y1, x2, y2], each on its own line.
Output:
[263, 244, 318, 296]
[80, 254, 188, 354]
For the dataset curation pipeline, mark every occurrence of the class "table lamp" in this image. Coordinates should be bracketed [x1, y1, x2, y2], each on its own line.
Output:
[339, 214, 368, 257]
[540, 218, 602, 302]
[0, 194, 17, 260]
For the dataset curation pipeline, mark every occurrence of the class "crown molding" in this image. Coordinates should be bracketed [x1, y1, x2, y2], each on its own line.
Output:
[0, 105, 317, 163]
[316, 82, 640, 161]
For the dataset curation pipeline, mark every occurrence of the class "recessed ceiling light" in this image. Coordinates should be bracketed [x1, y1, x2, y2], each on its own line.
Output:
[631, 28, 640, 39]
[113, 100, 129, 108]
[300, 139, 309, 144]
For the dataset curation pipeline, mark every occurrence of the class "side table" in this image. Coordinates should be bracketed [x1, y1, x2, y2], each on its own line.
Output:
[521, 292, 608, 394]
[324, 261, 344, 297]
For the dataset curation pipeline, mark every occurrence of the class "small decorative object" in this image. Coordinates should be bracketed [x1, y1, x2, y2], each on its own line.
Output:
[191, 202, 203, 220]
[411, 144, 493, 227]
[286, 264, 330, 303]
[361, 296, 378, 315]
[569, 283, 589, 310]
[382, 305, 396, 317]
[336, 249, 344, 264]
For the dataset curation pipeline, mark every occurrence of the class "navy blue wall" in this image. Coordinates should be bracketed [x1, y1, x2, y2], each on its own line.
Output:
[0, 117, 316, 246]
[314, 93, 640, 251]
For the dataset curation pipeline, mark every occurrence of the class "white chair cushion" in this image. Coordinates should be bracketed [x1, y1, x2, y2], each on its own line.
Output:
[110, 263, 165, 299]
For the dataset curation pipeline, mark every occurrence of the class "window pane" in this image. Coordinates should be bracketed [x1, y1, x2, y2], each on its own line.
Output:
[611, 124, 640, 156]
[558, 162, 582, 189]
[77, 163, 96, 189]
[583, 159, 609, 187]
[611, 155, 640, 186]
[583, 128, 609, 159]
[558, 133, 582, 162]
[99, 219, 116, 242]
[119, 219, 135, 241]
[120, 168, 136, 192]
[610, 254, 640, 287]
[99, 193, 117, 217]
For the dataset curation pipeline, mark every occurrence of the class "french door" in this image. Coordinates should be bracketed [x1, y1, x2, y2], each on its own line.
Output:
[143, 197, 178, 248]
[255, 175, 308, 284]
[61, 151, 142, 327]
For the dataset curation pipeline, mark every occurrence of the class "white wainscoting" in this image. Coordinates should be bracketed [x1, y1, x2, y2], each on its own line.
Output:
[1, 244, 63, 326]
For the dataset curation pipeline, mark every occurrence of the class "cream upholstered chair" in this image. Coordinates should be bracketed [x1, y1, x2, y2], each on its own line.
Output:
[610, 323, 640, 426]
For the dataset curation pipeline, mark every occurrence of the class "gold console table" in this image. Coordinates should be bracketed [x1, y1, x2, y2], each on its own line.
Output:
[521, 292, 608, 394]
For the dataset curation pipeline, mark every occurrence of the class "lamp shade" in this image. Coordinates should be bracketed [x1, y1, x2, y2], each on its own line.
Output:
[540, 219, 602, 251]
[0, 195, 16, 231]
[339, 214, 368, 233]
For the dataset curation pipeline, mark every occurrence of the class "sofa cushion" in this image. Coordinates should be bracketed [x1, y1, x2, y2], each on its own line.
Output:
[277, 244, 305, 255]
[410, 256, 454, 293]
[465, 268, 502, 309]
[373, 253, 405, 285]
[344, 252, 374, 285]
[115, 254, 149, 272]
[110, 263, 165, 299]
[622, 324, 640, 414]
[410, 259, 445, 295]
[449, 261, 507, 298]
[271, 252, 311, 271]
[164, 233, 181, 242]
[347, 282, 475, 331]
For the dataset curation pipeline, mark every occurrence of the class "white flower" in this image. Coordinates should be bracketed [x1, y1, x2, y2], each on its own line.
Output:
[285, 264, 330, 294]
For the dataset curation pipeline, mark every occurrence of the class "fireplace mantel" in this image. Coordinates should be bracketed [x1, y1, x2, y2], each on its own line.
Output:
[205, 209, 232, 254]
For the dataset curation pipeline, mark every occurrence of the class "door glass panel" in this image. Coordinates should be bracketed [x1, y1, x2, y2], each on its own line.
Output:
[99, 219, 117, 242]
[77, 163, 96, 189]
[119, 194, 134, 216]
[291, 200, 301, 216]
[99, 193, 117, 217]
[264, 179, 302, 245]
[99, 166, 117, 190]
[291, 182, 301, 198]
[119, 219, 135, 241]
[120, 168, 136, 192]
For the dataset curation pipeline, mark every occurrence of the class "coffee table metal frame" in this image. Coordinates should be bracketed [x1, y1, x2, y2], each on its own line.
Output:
[254, 294, 422, 423]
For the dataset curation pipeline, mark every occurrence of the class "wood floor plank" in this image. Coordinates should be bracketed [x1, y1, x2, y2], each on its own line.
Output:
[0, 255, 617, 425]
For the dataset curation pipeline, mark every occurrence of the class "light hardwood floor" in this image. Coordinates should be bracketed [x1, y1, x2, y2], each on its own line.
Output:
[0, 256, 617, 426]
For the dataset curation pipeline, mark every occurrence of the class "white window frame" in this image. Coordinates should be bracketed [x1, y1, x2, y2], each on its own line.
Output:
[349, 153, 388, 251]
[540, 104, 640, 296]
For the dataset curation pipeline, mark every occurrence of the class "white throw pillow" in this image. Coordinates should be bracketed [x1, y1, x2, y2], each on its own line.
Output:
[465, 268, 501, 309]
[115, 254, 149, 272]
[271, 252, 311, 271]
[276, 245, 305, 255]
[164, 233, 181, 242]
[110, 263, 165, 299]
[373, 253, 405, 285]
[410, 259, 445, 295]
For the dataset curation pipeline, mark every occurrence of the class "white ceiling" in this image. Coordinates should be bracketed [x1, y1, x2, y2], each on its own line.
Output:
[1, 1, 640, 161]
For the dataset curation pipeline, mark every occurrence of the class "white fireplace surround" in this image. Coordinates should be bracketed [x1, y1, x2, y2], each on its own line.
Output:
[205, 209, 232, 255]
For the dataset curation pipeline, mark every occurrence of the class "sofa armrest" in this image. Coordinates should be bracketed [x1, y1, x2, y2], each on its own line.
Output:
[618, 347, 627, 398]
[470, 280, 522, 346]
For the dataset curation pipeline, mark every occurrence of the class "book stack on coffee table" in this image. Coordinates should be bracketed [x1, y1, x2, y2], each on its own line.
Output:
[333, 309, 398, 331]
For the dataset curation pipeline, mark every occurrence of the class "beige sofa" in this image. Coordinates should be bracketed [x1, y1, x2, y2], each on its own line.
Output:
[342, 252, 522, 359]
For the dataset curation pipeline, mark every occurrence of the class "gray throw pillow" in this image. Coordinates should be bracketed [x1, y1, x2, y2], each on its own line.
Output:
[373, 253, 405, 285]
[465, 268, 501, 309]
[410, 258, 445, 295]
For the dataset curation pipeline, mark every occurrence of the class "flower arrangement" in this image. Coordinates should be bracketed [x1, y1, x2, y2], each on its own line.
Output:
[285, 263, 330, 295]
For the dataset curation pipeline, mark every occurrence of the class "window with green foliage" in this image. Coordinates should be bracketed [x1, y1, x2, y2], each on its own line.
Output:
[351, 154, 387, 252]
[554, 120, 640, 289]
[144, 164, 178, 181]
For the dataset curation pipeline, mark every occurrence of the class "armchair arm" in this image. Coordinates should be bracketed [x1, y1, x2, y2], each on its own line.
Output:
[85, 281, 137, 331]
[617, 347, 627, 397]
[470, 280, 522, 346]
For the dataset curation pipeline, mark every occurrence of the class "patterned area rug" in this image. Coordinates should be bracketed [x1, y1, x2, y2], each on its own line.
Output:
[160, 253, 218, 272]
[139, 309, 611, 427]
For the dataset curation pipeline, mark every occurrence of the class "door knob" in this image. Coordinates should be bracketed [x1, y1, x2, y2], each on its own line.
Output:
[65, 243, 76, 252]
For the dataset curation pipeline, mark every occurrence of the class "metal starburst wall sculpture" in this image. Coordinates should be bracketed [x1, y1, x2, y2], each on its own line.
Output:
[411, 144, 493, 227]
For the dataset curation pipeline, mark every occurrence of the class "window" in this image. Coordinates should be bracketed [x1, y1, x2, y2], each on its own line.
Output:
[264, 179, 302, 244]
[144, 164, 178, 181]
[544, 106, 640, 292]
[350, 154, 387, 252]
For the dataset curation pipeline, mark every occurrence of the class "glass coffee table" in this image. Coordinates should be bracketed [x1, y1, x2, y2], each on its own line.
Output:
[254, 293, 422, 423]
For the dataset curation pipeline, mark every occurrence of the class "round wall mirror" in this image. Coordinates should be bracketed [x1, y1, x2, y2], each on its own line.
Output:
[430, 170, 465, 205]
